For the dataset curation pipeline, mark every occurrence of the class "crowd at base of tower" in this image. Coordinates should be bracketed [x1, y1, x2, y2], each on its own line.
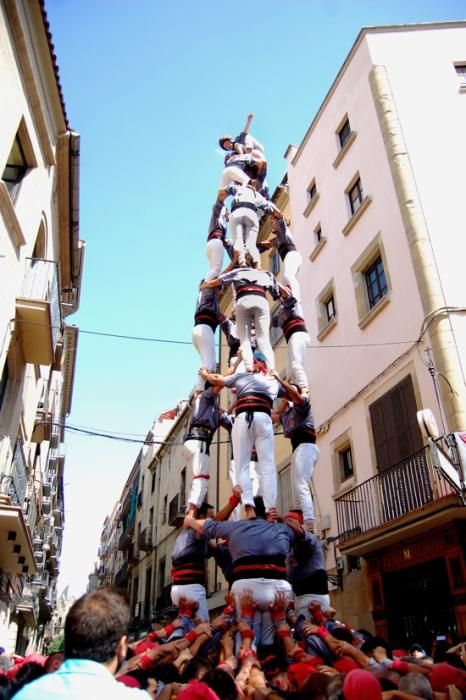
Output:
[6, 586, 466, 698]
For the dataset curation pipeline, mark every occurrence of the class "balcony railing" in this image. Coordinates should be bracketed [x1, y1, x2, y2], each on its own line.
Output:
[16, 258, 62, 366]
[0, 437, 28, 507]
[335, 443, 459, 543]
[168, 493, 186, 528]
[115, 562, 129, 588]
[138, 527, 153, 552]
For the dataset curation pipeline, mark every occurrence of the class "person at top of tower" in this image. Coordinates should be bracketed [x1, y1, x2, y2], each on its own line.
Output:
[218, 114, 268, 191]
[218, 113, 265, 160]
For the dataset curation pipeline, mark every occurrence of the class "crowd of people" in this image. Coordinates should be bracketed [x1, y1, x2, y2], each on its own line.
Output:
[3, 586, 466, 698]
[3, 116, 466, 698]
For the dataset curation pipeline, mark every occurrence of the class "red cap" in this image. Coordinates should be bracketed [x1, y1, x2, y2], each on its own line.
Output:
[288, 662, 315, 689]
[429, 662, 466, 693]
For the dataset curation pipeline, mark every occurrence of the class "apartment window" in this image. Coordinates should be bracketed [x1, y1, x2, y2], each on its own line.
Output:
[338, 118, 351, 149]
[151, 470, 156, 493]
[2, 135, 27, 193]
[325, 295, 336, 323]
[340, 446, 354, 480]
[0, 363, 9, 413]
[278, 467, 292, 514]
[270, 305, 283, 347]
[270, 249, 280, 276]
[180, 468, 186, 506]
[316, 279, 337, 340]
[348, 178, 364, 215]
[308, 180, 317, 201]
[351, 233, 391, 328]
[365, 256, 388, 309]
[315, 224, 322, 243]
[149, 506, 154, 528]
[162, 495, 168, 523]
[454, 63, 466, 87]
[158, 557, 166, 597]
[347, 555, 361, 572]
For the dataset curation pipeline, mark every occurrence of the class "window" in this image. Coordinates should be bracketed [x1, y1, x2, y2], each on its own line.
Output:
[0, 362, 9, 413]
[365, 256, 388, 309]
[351, 233, 390, 327]
[304, 179, 319, 217]
[2, 135, 27, 193]
[158, 557, 166, 597]
[454, 63, 466, 87]
[348, 178, 364, 215]
[278, 467, 292, 514]
[151, 470, 156, 493]
[162, 495, 168, 523]
[315, 224, 322, 243]
[347, 555, 361, 572]
[316, 279, 337, 340]
[338, 118, 351, 149]
[340, 446, 354, 480]
[180, 468, 186, 506]
[270, 305, 283, 347]
[270, 249, 280, 276]
[325, 296, 336, 323]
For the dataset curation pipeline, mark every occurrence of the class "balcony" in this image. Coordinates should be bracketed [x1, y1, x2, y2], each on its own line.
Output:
[31, 409, 53, 443]
[0, 438, 28, 507]
[138, 527, 153, 552]
[335, 441, 465, 556]
[15, 258, 62, 366]
[118, 522, 134, 551]
[168, 493, 186, 528]
[115, 562, 129, 589]
[16, 586, 39, 627]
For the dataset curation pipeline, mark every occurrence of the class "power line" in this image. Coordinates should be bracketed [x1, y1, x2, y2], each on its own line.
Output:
[14, 318, 417, 349]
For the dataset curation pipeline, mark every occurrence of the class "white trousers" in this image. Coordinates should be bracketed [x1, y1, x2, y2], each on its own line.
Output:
[219, 166, 250, 189]
[192, 324, 216, 390]
[183, 439, 210, 509]
[171, 584, 209, 622]
[291, 443, 320, 522]
[232, 412, 276, 510]
[230, 209, 260, 266]
[282, 250, 302, 301]
[236, 295, 274, 371]
[295, 593, 331, 620]
[231, 578, 292, 645]
[205, 239, 224, 282]
[286, 331, 310, 390]
[228, 458, 260, 520]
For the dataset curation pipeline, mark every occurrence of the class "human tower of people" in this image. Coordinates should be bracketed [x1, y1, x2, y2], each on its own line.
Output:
[169, 113, 326, 634]
[11, 115, 466, 700]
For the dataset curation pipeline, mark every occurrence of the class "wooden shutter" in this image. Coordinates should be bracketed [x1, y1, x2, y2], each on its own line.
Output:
[369, 375, 423, 473]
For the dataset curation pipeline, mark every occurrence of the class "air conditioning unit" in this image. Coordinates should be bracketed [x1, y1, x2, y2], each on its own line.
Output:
[336, 558, 345, 572]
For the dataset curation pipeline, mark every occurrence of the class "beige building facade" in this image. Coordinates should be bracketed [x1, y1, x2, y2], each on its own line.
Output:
[0, 1, 84, 653]
[284, 22, 466, 644]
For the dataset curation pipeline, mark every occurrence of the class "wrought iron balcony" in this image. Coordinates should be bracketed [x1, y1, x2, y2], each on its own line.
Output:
[15, 258, 62, 366]
[118, 522, 135, 551]
[138, 527, 153, 552]
[115, 562, 129, 589]
[335, 440, 464, 553]
[168, 493, 186, 528]
[0, 437, 28, 507]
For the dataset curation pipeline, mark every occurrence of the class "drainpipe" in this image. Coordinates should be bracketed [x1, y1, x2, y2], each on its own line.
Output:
[369, 66, 466, 432]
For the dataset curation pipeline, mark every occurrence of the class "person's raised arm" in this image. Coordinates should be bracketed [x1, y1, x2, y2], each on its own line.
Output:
[214, 485, 242, 521]
[269, 369, 305, 405]
[199, 367, 226, 387]
[242, 112, 254, 134]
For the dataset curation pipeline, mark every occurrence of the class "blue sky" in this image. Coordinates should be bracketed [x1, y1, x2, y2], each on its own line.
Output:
[45, 0, 466, 596]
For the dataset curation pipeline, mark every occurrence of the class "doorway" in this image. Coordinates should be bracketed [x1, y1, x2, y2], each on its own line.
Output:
[383, 557, 456, 650]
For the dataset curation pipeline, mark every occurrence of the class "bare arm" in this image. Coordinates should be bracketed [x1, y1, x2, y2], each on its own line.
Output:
[242, 112, 254, 134]
[199, 367, 226, 387]
[183, 516, 205, 535]
[270, 370, 305, 405]
[200, 278, 222, 289]
[214, 485, 242, 522]
[217, 188, 229, 202]
[223, 353, 242, 377]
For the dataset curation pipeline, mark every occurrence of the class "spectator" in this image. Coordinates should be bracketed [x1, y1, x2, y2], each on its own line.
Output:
[14, 587, 151, 698]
